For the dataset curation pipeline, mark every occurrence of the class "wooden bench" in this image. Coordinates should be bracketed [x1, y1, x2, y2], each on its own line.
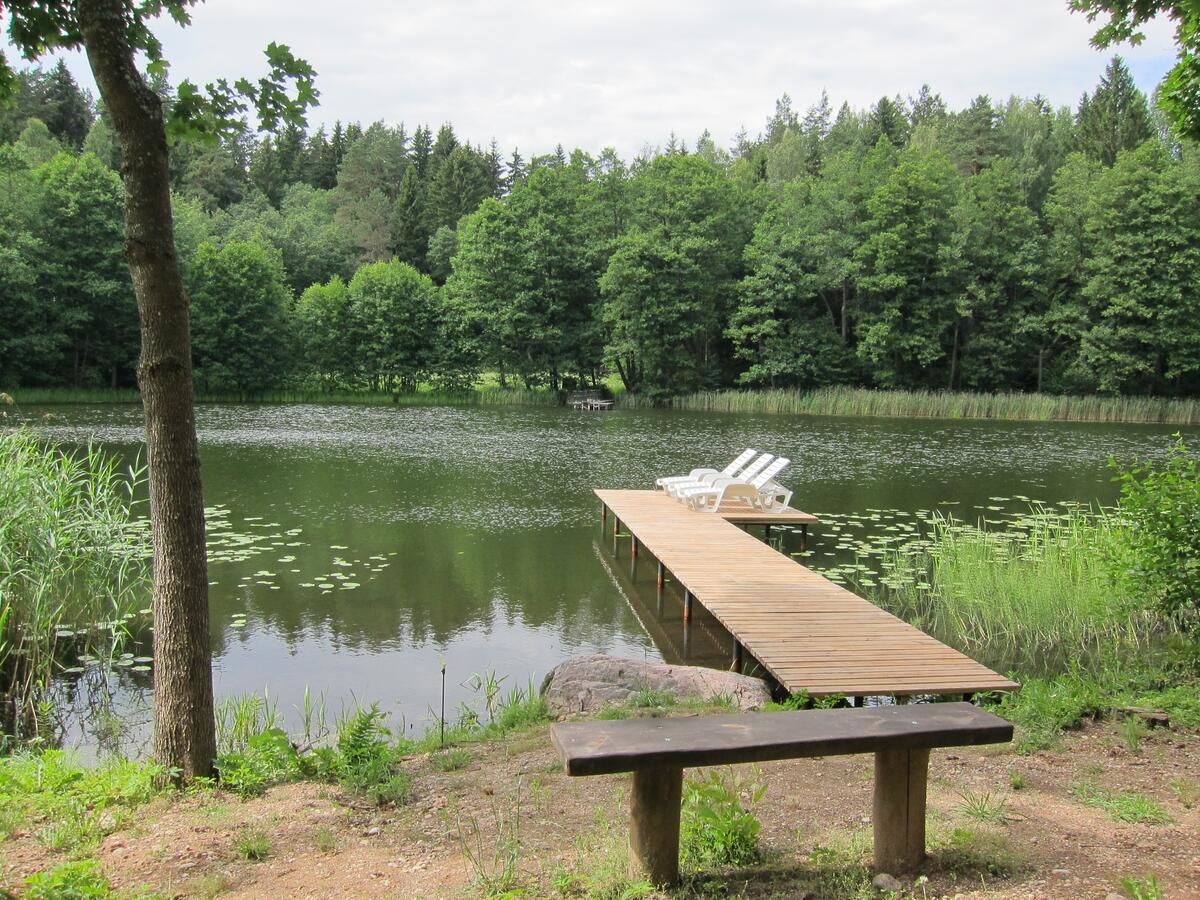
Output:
[551, 702, 1013, 885]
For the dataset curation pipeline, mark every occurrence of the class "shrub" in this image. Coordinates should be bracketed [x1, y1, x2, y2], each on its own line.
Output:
[680, 768, 765, 869]
[1112, 435, 1200, 630]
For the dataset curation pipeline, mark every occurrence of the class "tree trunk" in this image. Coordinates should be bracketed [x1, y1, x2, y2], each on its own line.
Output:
[78, 0, 216, 782]
[1037, 347, 1044, 393]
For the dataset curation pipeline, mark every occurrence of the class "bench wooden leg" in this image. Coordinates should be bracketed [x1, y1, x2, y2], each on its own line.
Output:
[629, 766, 682, 887]
[872, 748, 929, 872]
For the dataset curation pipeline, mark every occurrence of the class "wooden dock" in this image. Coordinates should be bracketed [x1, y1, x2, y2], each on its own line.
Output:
[596, 490, 1018, 699]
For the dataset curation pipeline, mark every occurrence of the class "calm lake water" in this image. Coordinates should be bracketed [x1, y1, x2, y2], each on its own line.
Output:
[22, 403, 1199, 752]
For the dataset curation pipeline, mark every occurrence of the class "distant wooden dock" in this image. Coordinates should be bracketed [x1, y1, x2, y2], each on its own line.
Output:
[596, 490, 1018, 699]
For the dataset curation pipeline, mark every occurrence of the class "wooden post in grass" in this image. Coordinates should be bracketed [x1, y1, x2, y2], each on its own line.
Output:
[873, 748, 930, 872]
[629, 767, 683, 886]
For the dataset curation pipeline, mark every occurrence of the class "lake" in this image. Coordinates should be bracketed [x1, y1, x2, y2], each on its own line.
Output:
[22, 402, 1197, 752]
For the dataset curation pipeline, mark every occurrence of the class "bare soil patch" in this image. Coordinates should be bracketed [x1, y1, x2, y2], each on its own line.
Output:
[2, 718, 1198, 898]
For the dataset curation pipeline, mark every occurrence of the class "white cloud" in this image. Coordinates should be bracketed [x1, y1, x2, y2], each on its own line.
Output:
[27, 0, 1181, 158]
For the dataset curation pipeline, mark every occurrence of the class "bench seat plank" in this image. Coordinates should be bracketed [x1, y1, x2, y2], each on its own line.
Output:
[552, 703, 1012, 776]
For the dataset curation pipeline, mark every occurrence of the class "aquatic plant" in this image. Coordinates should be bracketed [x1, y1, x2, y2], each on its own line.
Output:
[0, 431, 149, 739]
[619, 385, 1200, 425]
[877, 507, 1154, 669]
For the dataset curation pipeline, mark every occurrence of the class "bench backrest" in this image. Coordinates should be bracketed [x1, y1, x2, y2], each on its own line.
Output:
[551, 703, 1012, 776]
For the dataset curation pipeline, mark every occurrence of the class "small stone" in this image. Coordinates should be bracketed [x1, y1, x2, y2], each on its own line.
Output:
[364, 827, 381, 836]
[872, 873, 904, 893]
[1106, 894, 1126, 900]
[1051, 868, 1070, 876]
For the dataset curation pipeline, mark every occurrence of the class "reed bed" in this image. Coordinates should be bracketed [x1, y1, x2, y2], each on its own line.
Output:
[877, 508, 1157, 672]
[625, 386, 1200, 425]
[0, 431, 149, 739]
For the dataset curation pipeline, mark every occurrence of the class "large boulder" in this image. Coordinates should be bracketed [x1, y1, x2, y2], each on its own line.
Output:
[540, 654, 772, 718]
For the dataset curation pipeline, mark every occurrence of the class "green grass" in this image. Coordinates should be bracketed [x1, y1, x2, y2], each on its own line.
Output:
[1072, 783, 1172, 824]
[624, 385, 1200, 425]
[881, 508, 1151, 671]
[17, 383, 1200, 425]
[25, 859, 113, 898]
[233, 828, 271, 861]
[0, 749, 168, 854]
[957, 789, 1009, 824]
[4, 384, 562, 407]
[0, 430, 150, 738]
[430, 748, 473, 772]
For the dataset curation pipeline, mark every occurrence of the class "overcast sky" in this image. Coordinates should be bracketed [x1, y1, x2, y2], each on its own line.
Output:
[22, 0, 1182, 158]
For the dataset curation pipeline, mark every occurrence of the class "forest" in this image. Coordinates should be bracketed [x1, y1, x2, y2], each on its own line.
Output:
[2, 57, 1198, 400]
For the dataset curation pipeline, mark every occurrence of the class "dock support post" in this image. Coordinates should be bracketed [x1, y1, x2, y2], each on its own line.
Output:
[800, 524, 808, 552]
[683, 590, 693, 622]
[601, 502, 607, 526]
[656, 561, 665, 591]
[613, 517, 621, 539]
[632, 536, 639, 559]
[731, 639, 743, 674]
[629, 767, 682, 887]
[853, 695, 864, 708]
[873, 748, 929, 873]
[764, 524, 771, 543]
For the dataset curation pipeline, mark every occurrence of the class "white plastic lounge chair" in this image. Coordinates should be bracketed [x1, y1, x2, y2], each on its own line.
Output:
[654, 448, 756, 492]
[673, 453, 779, 503]
[667, 452, 774, 499]
[686, 457, 791, 512]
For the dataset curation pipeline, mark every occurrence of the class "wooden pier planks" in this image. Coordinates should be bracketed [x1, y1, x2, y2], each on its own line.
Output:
[596, 489, 1018, 698]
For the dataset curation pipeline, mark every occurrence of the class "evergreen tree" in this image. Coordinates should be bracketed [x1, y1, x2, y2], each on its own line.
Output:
[504, 147, 527, 194]
[908, 84, 948, 129]
[1079, 140, 1200, 393]
[390, 165, 429, 268]
[42, 60, 93, 149]
[946, 95, 1001, 175]
[864, 95, 909, 148]
[1075, 56, 1153, 166]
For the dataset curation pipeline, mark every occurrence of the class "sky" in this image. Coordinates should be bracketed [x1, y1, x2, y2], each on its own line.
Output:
[12, 0, 1182, 159]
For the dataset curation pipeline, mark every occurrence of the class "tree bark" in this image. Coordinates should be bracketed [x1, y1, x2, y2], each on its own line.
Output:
[77, 0, 216, 781]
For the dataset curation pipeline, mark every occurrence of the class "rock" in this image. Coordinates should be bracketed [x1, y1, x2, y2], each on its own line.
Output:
[1051, 868, 1070, 876]
[1106, 894, 1125, 900]
[540, 655, 773, 717]
[871, 872, 905, 893]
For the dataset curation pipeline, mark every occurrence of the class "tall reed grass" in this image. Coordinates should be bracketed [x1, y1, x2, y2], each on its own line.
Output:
[0, 431, 149, 739]
[624, 386, 1200, 425]
[878, 508, 1157, 673]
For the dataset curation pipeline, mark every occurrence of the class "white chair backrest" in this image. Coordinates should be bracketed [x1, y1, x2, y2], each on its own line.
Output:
[752, 457, 789, 488]
[738, 453, 774, 481]
[720, 448, 757, 477]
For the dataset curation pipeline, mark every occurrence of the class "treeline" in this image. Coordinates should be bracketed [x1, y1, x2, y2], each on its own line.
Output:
[2, 58, 1199, 398]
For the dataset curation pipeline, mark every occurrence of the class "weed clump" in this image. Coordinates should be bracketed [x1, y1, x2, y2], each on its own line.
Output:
[680, 768, 765, 870]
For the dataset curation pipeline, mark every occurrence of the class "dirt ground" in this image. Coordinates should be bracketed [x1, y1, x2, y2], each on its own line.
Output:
[2, 718, 1198, 899]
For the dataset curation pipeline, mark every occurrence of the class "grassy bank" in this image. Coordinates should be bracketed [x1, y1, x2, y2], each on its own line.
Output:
[2, 385, 560, 407]
[868, 499, 1200, 752]
[623, 386, 1200, 425]
[9, 383, 1200, 425]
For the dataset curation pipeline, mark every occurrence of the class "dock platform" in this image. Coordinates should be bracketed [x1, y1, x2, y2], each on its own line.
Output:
[596, 490, 1018, 699]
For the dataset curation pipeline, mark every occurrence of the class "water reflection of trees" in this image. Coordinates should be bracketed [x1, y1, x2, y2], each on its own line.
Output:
[208, 524, 640, 655]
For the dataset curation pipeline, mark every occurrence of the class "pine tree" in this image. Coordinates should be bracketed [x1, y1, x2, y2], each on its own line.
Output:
[1075, 56, 1153, 166]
